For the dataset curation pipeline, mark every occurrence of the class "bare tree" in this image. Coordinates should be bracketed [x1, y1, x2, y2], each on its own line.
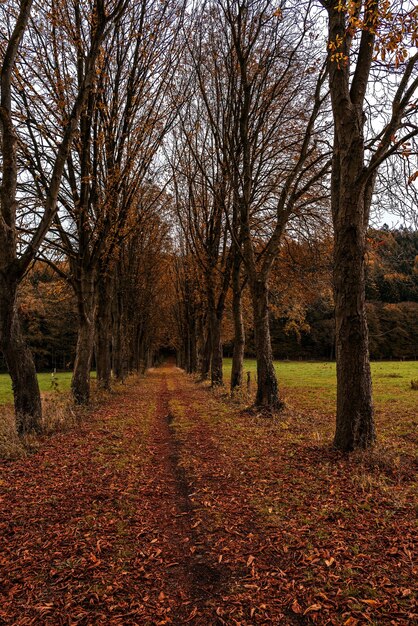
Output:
[0, 0, 126, 433]
[320, 0, 418, 450]
[168, 98, 234, 385]
[192, 0, 331, 409]
[19, 0, 184, 403]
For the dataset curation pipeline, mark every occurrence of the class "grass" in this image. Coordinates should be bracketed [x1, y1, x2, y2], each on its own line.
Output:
[1, 361, 415, 415]
[223, 358, 418, 413]
[0, 371, 96, 405]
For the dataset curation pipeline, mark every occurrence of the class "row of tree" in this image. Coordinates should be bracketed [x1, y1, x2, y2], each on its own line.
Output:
[1, 0, 417, 451]
[1, 0, 183, 433]
[164, 0, 418, 452]
[9, 227, 417, 372]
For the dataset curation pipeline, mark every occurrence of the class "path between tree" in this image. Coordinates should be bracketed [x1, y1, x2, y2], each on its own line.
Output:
[0, 364, 417, 625]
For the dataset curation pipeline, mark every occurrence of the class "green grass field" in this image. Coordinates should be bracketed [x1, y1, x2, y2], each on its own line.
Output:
[0, 361, 416, 418]
[0, 371, 93, 405]
[223, 359, 418, 415]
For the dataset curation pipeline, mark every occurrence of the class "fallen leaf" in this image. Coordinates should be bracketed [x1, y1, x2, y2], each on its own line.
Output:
[361, 599, 380, 607]
[343, 618, 359, 626]
[292, 599, 303, 614]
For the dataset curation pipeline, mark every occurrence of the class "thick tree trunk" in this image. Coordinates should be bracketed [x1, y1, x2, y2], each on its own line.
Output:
[72, 313, 95, 405]
[251, 280, 283, 410]
[211, 311, 223, 386]
[71, 275, 96, 405]
[0, 277, 42, 434]
[134, 324, 144, 372]
[112, 299, 128, 382]
[196, 313, 205, 373]
[189, 322, 198, 373]
[95, 275, 112, 390]
[178, 346, 185, 370]
[231, 290, 245, 392]
[231, 260, 245, 392]
[200, 325, 211, 380]
[185, 320, 192, 373]
[185, 312, 198, 374]
[72, 316, 95, 405]
[333, 221, 374, 450]
[326, 5, 376, 451]
[205, 273, 224, 385]
[112, 289, 123, 379]
[332, 144, 375, 451]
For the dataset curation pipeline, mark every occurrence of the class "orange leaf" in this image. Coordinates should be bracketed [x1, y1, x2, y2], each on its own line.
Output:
[361, 599, 380, 607]
[292, 599, 303, 614]
[304, 603, 322, 614]
[344, 618, 359, 626]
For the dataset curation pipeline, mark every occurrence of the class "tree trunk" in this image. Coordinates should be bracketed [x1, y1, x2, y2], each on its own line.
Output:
[112, 289, 123, 379]
[200, 324, 211, 380]
[332, 140, 375, 451]
[72, 316, 95, 405]
[71, 274, 96, 405]
[196, 313, 205, 373]
[0, 276, 42, 435]
[112, 295, 128, 382]
[231, 259, 245, 392]
[95, 274, 112, 390]
[251, 280, 283, 410]
[185, 318, 192, 373]
[189, 322, 198, 373]
[185, 312, 198, 374]
[326, 4, 376, 451]
[211, 311, 223, 386]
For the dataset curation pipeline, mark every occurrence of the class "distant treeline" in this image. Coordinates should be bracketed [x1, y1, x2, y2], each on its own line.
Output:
[272, 229, 418, 360]
[234, 228, 418, 361]
[0, 227, 416, 373]
[257, 300, 418, 361]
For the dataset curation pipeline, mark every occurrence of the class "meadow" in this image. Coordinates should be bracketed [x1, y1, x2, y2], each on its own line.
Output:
[223, 359, 418, 411]
[0, 361, 416, 410]
[0, 371, 85, 404]
[222, 359, 418, 448]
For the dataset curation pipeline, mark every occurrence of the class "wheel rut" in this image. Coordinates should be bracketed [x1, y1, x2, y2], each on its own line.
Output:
[153, 369, 228, 623]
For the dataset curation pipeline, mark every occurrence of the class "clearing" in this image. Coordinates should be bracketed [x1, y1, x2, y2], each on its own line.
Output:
[0, 363, 417, 625]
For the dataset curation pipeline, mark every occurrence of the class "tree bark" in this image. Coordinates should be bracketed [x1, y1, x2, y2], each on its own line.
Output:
[231, 257, 245, 392]
[200, 323, 211, 380]
[95, 274, 112, 390]
[326, 3, 376, 451]
[187, 312, 198, 373]
[112, 288, 128, 381]
[251, 280, 283, 410]
[211, 310, 223, 386]
[0, 276, 42, 434]
[71, 273, 96, 405]
[331, 135, 375, 450]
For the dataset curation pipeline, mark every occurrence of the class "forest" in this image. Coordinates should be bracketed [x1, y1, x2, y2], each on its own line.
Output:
[0, 0, 417, 624]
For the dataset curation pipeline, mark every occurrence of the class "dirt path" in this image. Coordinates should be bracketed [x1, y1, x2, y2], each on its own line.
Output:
[1, 365, 417, 625]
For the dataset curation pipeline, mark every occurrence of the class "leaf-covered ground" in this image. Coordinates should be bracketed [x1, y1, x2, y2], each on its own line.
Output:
[0, 364, 417, 625]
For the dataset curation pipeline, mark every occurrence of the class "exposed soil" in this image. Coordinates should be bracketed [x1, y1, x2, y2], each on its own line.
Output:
[0, 363, 416, 625]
